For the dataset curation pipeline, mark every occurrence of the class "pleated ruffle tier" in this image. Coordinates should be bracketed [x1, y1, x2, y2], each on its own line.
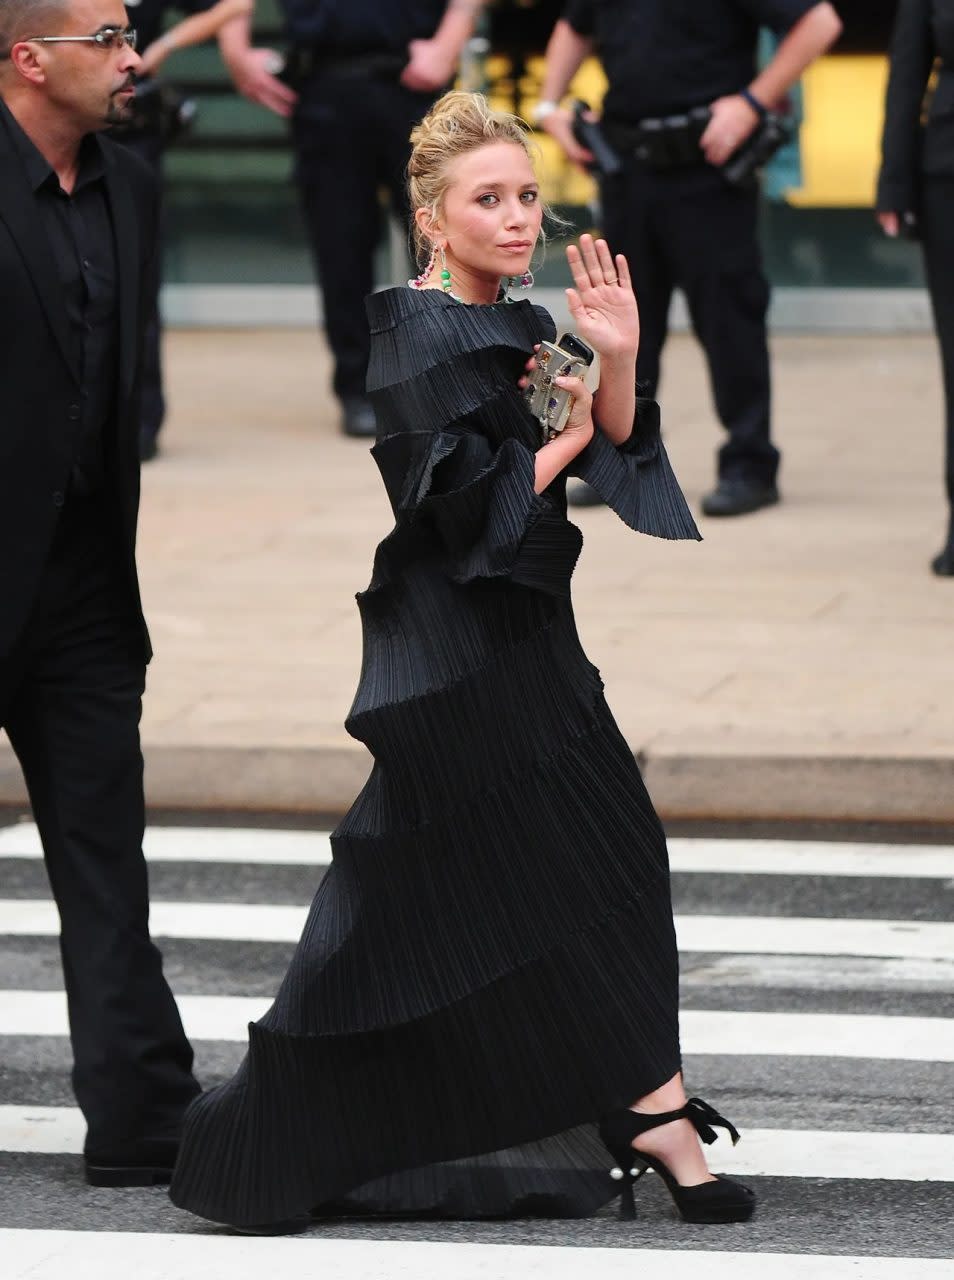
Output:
[169, 289, 699, 1227]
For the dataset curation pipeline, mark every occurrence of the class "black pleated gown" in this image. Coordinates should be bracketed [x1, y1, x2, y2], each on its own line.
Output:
[169, 287, 702, 1227]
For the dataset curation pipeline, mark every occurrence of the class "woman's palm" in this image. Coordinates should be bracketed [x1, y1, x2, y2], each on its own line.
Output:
[565, 236, 639, 358]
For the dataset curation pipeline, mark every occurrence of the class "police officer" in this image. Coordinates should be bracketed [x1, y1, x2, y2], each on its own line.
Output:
[538, 1, 842, 516]
[219, 1, 486, 437]
[112, 0, 224, 461]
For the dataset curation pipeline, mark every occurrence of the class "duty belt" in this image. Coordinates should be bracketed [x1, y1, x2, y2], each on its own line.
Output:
[284, 47, 407, 83]
[606, 108, 712, 171]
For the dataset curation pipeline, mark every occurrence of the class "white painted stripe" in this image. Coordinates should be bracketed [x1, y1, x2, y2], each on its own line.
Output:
[0, 1106, 86, 1154]
[3, 1104, 951, 1183]
[3, 823, 954, 878]
[0, 991, 267, 1041]
[717, 1128, 954, 1182]
[667, 838, 954, 880]
[2, 1231, 952, 1280]
[675, 916, 954, 962]
[681, 1010, 954, 1062]
[0, 900, 306, 943]
[1, 992, 951, 1061]
[683, 953, 954, 991]
[2, 898, 952, 961]
[0, 824, 331, 865]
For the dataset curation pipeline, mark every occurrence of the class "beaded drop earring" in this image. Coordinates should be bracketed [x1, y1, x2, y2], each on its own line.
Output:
[439, 245, 453, 294]
[410, 243, 438, 290]
[503, 267, 534, 302]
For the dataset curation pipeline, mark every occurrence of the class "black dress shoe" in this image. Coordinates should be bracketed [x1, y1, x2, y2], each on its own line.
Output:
[567, 480, 605, 508]
[341, 397, 377, 438]
[85, 1137, 178, 1187]
[931, 542, 954, 576]
[701, 478, 780, 517]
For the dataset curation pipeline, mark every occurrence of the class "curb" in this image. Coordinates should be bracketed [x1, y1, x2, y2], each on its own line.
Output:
[4, 744, 954, 825]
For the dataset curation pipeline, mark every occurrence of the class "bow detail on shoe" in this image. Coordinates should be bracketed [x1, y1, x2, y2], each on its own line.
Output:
[684, 1097, 741, 1147]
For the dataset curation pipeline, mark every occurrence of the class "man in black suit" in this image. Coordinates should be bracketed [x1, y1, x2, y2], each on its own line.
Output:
[878, 0, 954, 576]
[0, 0, 199, 1184]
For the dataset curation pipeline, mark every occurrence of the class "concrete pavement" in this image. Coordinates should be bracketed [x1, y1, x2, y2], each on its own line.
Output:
[2, 327, 952, 822]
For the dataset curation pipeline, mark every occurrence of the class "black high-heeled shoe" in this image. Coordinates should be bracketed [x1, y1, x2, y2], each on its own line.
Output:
[599, 1096, 756, 1224]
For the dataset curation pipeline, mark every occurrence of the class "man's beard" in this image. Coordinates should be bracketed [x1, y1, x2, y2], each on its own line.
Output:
[105, 98, 133, 125]
[105, 83, 135, 126]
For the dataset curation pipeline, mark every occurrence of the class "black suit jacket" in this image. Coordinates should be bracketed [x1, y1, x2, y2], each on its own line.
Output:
[878, 0, 954, 211]
[0, 105, 156, 661]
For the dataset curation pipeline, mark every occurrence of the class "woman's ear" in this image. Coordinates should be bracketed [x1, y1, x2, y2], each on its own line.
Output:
[415, 206, 442, 246]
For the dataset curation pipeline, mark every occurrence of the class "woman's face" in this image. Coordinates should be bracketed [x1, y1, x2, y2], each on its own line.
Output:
[430, 141, 543, 281]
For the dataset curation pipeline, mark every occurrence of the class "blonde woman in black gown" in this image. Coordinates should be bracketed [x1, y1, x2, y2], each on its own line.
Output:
[170, 92, 755, 1232]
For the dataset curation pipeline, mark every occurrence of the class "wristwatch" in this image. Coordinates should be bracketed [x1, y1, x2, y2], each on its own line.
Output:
[531, 100, 561, 125]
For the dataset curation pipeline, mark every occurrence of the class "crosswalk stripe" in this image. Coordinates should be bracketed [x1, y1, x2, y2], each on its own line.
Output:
[683, 952, 954, 990]
[3, 823, 954, 878]
[668, 839, 954, 880]
[2, 1104, 951, 1182]
[0, 900, 306, 942]
[2, 899, 952, 960]
[675, 916, 954, 961]
[1, 993, 951, 1060]
[0, 824, 332, 864]
[2, 1230, 952, 1280]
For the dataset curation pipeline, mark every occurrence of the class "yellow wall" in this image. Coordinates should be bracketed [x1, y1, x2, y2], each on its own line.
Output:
[787, 55, 889, 208]
[486, 53, 890, 211]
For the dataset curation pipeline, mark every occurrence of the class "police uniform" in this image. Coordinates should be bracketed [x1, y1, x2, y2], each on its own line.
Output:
[281, 0, 450, 424]
[564, 0, 818, 499]
[116, 0, 215, 459]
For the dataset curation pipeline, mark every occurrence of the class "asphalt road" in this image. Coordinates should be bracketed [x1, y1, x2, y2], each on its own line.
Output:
[1, 820, 952, 1278]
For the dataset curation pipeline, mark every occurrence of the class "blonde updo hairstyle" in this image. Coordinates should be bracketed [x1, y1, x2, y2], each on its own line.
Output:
[408, 91, 551, 268]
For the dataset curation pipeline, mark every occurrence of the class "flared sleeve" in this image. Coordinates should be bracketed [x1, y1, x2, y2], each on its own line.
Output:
[365, 289, 583, 598]
[570, 396, 702, 540]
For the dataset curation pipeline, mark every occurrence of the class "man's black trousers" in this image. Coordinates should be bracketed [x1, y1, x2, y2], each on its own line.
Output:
[601, 159, 779, 487]
[292, 72, 438, 403]
[921, 178, 954, 526]
[0, 500, 199, 1154]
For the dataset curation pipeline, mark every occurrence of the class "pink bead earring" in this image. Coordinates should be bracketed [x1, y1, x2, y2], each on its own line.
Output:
[411, 243, 438, 290]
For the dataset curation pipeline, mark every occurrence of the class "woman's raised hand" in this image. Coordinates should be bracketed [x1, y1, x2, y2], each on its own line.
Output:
[565, 235, 639, 360]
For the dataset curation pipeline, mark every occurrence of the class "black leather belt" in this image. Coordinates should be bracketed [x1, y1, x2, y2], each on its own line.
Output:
[285, 47, 407, 84]
[605, 108, 712, 170]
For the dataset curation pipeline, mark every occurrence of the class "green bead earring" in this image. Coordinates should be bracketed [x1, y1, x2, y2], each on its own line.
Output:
[439, 246, 453, 294]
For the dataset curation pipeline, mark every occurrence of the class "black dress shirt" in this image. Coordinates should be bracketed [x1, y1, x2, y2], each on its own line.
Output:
[1, 101, 117, 499]
[564, 0, 820, 124]
[278, 0, 447, 53]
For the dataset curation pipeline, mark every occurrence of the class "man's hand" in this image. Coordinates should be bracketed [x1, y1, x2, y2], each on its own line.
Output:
[700, 94, 760, 167]
[226, 47, 298, 117]
[540, 107, 594, 170]
[401, 37, 457, 92]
